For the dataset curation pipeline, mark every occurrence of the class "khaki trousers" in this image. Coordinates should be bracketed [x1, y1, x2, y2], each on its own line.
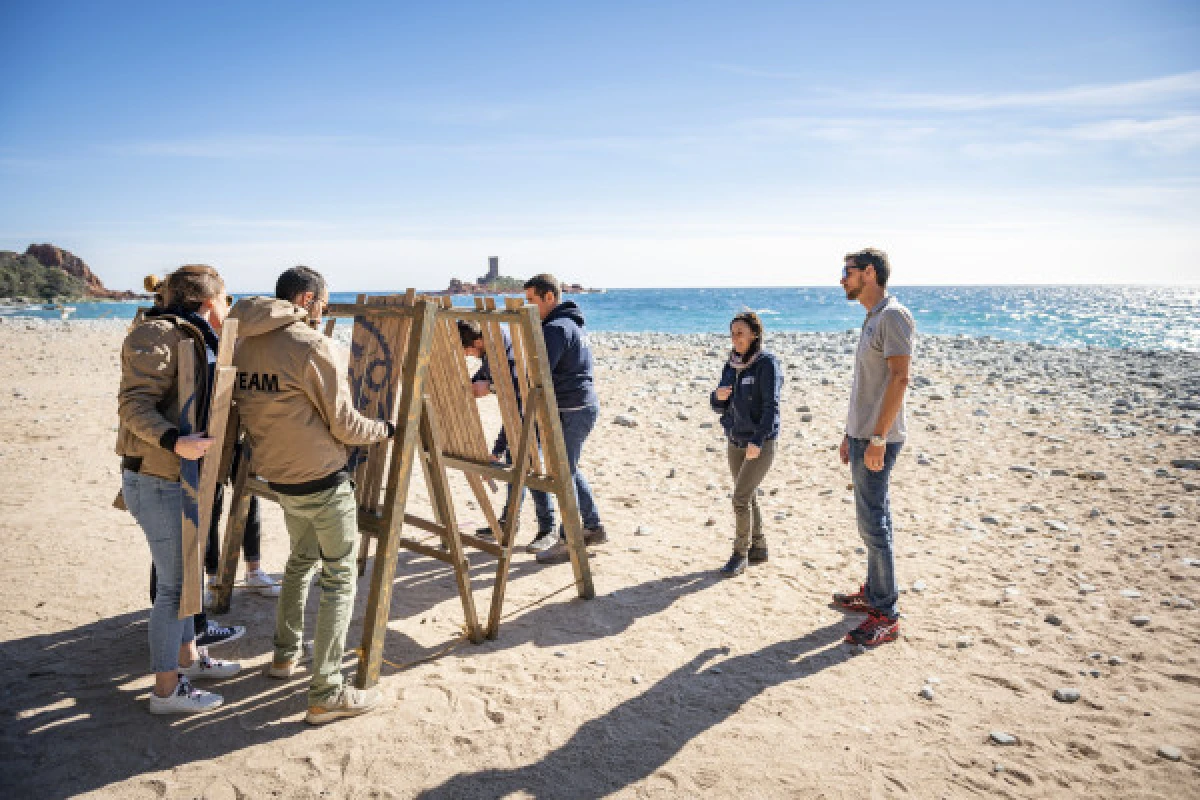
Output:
[273, 481, 359, 705]
[726, 440, 776, 555]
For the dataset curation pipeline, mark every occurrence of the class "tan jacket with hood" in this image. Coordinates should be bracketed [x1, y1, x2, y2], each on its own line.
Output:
[229, 296, 390, 487]
[115, 315, 211, 481]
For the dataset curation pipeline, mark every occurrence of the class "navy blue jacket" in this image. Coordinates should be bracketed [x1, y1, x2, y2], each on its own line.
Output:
[709, 351, 782, 447]
[472, 328, 520, 457]
[542, 301, 598, 410]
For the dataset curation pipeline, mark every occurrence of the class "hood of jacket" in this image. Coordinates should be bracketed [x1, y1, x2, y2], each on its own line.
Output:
[229, 296, 310, 338]
[543, 300, 585, 329]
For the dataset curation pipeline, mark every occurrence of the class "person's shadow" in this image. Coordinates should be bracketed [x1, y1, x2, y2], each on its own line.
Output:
[415, 620, 853, 799]
[0, 609, 313, 799]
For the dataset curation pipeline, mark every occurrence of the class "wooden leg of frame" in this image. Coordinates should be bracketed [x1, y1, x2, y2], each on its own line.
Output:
[420, 397, 484, 644]
[212, 441, 252, 616]
[485, 387, 539, 639]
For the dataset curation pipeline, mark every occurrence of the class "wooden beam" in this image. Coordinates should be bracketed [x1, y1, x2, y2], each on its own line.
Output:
[188, 317, 239, 617]
[486, 385, 541, 638]
[440, 456, 557, 492]
[519, 305, 595, 599]
[177, 344, 204, 618]
[212, 436, 253, 615]
[356, 299, 437, 690]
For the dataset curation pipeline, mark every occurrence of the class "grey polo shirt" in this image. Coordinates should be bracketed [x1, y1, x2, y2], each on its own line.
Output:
[845, 294, 915, 443]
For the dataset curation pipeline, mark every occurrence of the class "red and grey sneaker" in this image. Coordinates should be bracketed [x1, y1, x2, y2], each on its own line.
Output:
[844, 610, 900, 647]
[832, 584, 871, 613]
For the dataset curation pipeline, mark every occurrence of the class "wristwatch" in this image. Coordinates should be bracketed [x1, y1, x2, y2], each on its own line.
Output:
[869, 435, 887, 448]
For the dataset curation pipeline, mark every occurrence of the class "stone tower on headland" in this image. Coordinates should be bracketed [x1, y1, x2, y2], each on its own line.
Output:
[477, 256, 499, 285]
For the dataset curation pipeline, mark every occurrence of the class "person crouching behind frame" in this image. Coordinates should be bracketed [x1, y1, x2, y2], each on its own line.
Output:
[229, 266, 394, 725]
[709, 311, 783, 577]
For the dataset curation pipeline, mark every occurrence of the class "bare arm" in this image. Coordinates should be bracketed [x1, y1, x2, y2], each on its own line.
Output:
[872, 355, 911, 439]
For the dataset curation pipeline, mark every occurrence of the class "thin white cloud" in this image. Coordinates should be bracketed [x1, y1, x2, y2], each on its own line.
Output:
[1066, 114, 1200, 153]
[863, 71, 1200, 112]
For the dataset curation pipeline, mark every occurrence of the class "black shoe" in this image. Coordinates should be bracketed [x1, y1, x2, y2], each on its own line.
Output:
[196, 621, 246, 648]
[719, 552, 747, 577]
[583, 525, 608, 545]
[475, 523, 500, 541]
[748, 543, 768, 564]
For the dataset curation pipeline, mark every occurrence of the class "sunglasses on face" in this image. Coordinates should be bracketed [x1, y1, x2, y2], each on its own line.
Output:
[841, 264, 867, 280]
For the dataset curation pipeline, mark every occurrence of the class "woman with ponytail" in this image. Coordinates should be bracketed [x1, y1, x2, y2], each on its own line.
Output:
[709, 311, 784, 576]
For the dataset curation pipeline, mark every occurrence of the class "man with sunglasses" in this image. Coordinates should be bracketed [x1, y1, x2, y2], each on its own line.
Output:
[229, 266, 393, 724]
[832, 248, 915, 647]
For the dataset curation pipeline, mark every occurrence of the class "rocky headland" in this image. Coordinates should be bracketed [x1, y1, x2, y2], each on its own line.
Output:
[0, 243, 141, 302]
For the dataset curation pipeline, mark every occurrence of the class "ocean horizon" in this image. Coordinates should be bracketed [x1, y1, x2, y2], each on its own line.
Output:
[4, 285, 1198, 352]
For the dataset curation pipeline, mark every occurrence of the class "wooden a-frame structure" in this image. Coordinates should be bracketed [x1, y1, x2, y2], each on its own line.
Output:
[210, 292, 595, 689]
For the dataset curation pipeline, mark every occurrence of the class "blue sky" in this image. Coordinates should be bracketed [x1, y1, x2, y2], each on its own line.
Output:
[2, 1, 1197, 291]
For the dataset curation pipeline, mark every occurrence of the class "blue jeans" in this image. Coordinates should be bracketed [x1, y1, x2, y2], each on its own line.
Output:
[123, 470, 196, 673]
[558, 404, 601, 535]
[849, 437, 903, 619]
[500, 450, 556, 533]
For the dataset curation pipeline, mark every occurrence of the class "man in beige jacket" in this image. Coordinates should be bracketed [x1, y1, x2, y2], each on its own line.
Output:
[229, 266, 393, 725]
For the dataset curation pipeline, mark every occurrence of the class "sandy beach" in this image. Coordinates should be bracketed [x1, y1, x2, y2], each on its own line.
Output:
[1, 318, 1197, 799]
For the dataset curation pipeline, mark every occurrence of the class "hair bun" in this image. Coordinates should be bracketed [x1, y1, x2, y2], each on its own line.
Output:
[143, 274, 164, 292]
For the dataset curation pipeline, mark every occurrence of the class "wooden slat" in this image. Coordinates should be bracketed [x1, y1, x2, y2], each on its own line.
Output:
[480, 298, 525, 481]
[442, 455, 557, 493]
[176, 344, 204, 619]
[486, 385, 541, 637]
[186, 317, 239, 616]
[505, 298, 546, 475]
[212, 435, 253, 615]
[517, 305, 595, 599]
[419, 394, 483, 644]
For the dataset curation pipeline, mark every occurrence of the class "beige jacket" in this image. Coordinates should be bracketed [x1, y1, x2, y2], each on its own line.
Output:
[115, 315, 210, 481]
[229, 296, 390, 486]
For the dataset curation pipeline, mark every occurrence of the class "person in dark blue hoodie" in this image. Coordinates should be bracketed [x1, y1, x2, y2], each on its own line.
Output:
[522, 273, 607, 565]
[709, 311, 782, 577]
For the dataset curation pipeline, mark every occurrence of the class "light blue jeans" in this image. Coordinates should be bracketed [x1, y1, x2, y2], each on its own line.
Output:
[848, 437, 904, 619]
[123, 470, 196, 673]
[558, 404, 602, 535]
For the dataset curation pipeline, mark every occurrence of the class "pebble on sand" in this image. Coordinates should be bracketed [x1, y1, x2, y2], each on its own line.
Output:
[1053, 688, 1081, 703]
[1157, 745, 1183, 762]
[1130, 615, 1152, 627]
[990, 731, 1018, 746]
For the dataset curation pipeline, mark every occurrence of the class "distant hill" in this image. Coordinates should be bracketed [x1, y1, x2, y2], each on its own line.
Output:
[0, 244, 139, 301]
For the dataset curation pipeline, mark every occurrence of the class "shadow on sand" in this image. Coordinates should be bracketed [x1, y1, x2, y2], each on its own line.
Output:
[0, 543, 853, 797]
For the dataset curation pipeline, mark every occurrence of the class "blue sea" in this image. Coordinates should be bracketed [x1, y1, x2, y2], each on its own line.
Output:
[5, 286, 1198, 352]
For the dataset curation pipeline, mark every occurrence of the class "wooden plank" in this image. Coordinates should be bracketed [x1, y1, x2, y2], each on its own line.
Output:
[432, 295, 490, 460]
[176, 343, 204, 619]
[419, 394, 484, 644]
[486, 385, 540, 638]
[212, 435, 253, 615]
[188, 317, 239, 618]
[505, 298, 547, 475]
[480, 298, 525, 481]
[441, 455, 557, 493]
[356, 298, 437, 690]
[518, 305, 595, 599]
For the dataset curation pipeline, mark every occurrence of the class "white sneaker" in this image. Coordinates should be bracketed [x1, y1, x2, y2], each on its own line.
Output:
[244, 568, 281, 597]
[148, 677, 223, 715]
[179, 648, 242, 680]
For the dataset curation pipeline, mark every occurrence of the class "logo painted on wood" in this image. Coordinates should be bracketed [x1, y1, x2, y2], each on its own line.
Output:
[347, 316, 395, 470]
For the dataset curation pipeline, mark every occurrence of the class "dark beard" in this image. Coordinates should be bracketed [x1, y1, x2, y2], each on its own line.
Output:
[845, 286, 861, 301]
